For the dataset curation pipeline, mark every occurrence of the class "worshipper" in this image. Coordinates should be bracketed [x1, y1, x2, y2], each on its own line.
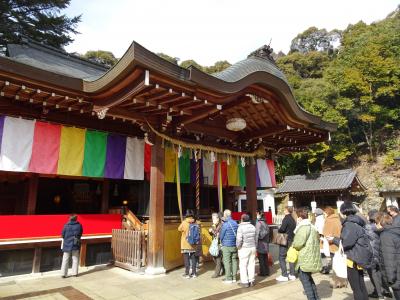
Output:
[255, 209, 270, 277]
[376, 213, 399, 300]
[178, 210, 197, 278]
[220, 209, 239, 283]
[236, 213, 257, 287]
[208, 212, 224, 278]
[291, 207, 322, 300]
[321, 206, 346, 289]
[366, 211, 392, 299]
[330, 201, 372, 300]
[276, 206, 297, 282]
[61, 214, 83, 278]
[321, 206, 342, 276]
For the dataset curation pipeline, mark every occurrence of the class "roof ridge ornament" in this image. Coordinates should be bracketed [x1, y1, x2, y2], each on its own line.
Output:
[247, 44, 275, 63]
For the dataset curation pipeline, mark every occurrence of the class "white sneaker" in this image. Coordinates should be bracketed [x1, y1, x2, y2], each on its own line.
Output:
[288, 275, 296, 281]
[276, 275, 289, 282]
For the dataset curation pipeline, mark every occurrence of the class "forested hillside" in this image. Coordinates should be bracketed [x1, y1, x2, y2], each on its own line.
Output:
[274, 7, 400, 180]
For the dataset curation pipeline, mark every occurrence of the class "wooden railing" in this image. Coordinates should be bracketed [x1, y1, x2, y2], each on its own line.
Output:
[124, 210, 148, 231]
[111, 229, 147, 270]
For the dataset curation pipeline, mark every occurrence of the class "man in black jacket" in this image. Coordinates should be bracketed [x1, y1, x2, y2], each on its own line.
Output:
[61, 214, 83, 278]
[377, 213, 400, 300]
[276, 206, 296, 282]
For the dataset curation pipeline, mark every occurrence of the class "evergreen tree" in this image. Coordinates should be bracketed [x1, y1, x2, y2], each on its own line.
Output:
[0, 0, 80, 50]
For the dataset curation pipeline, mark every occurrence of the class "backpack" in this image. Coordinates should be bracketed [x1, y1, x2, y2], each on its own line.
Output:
[354, 228, 373, 269]
[186, 223, 201, 245]
[258, 221, 269, 240]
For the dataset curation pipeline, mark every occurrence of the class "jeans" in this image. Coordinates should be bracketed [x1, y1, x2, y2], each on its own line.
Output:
[238, 247, 256, 284]
[183, 252, 196, 276]
[222, 246, 238, 281]
[298, 269, 320, 300]
[61, 250, 79, 277]
[367, 265, 391, 297]
[347, 267, 368, 300]
[279, 245, 295, 277]
[258, 252, 270, 276]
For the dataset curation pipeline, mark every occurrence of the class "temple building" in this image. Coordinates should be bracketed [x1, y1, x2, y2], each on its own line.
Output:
[277, 169, 366, 211]
[0, 37, 335, 276]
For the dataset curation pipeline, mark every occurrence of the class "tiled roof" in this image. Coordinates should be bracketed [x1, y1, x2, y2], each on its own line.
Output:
[213, 56, 288, 84]
[277, 169, 363, 193]
[6, 39, 108, 80]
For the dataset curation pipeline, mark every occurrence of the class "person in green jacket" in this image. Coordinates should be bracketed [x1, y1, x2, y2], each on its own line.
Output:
[291, 207, 322, 300]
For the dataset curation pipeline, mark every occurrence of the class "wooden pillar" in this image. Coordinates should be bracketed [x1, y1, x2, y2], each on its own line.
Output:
[145, 135, 165, 275]
[245, 161, 257, 219]
[27, 174, 39, 215]
[79, 241, 87, 267]
[101, 180, 110, 213]
[32, 247, 42, 273]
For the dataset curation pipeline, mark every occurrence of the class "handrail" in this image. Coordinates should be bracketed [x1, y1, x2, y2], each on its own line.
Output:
[123, 209, 148, 231]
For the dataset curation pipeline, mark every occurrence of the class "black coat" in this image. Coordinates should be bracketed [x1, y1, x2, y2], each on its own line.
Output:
[365, 222, 380, 267]
[380, 224, 400, 290]
[62, 221, 83, 252]
[334, 214, 372, 269]
[278, 214, 296, 243]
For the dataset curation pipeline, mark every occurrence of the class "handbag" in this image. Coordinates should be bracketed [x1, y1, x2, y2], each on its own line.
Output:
[272, 230, 288, 246]
[332, 241, 347, 279]
[209, 237, 220, 257]
[286, 246, 298, 263]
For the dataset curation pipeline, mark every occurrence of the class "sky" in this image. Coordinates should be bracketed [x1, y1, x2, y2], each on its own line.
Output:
[64, 0, 399, 66]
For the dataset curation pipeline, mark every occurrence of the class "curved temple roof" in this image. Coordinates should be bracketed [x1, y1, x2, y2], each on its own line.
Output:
[0, 39, 336, 154]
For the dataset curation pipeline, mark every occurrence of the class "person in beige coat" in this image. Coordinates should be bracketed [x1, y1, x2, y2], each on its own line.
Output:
[322, 207, 342, 254]
[178, 210, 196, 278]
[322, 206, 346, 288]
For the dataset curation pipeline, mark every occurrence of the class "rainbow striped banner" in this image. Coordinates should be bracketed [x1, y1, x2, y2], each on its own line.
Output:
[0, 116, 150, 180]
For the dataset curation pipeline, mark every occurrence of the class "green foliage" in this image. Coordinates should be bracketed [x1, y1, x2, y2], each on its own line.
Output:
[180, 59, 204, 70]
[205, 60, 232, 74]
[83, 50, 118, 67]
[277, 7, 400, 177]
[0, 0, 80, 49]
[290, 27, 341, 54]
[156, 53, 179, 65]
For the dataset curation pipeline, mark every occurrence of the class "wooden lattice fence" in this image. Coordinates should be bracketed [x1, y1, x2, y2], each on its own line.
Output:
[111, 229, 147, 270]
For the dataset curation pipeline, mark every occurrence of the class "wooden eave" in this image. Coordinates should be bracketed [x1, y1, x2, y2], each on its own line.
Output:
[0, 41, 337, 154]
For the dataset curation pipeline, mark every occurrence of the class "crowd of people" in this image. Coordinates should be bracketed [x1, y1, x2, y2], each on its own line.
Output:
[178, 209, 270, 287]
[178, 203, 400, 300]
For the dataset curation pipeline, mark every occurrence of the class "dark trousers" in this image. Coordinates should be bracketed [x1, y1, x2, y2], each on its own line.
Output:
[367, 265, 391, 297]
[279, 245, 295, 277]
[183, 252, 197, 276]
[258, 252, 270, 276]
[212, 255, 224, 276]
[347, 267, 368, 300]
[393, 288, 400, 300]
[298, 269, 320, 300]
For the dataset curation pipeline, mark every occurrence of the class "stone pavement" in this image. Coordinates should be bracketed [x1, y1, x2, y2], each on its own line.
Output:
[0, 262, 373, 300]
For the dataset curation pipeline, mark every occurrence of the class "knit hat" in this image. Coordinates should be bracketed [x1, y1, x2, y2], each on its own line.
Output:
[315, 208, 324, 216]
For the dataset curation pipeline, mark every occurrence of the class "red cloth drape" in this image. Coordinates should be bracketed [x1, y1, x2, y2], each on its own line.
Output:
[29, 122, 61, 174]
